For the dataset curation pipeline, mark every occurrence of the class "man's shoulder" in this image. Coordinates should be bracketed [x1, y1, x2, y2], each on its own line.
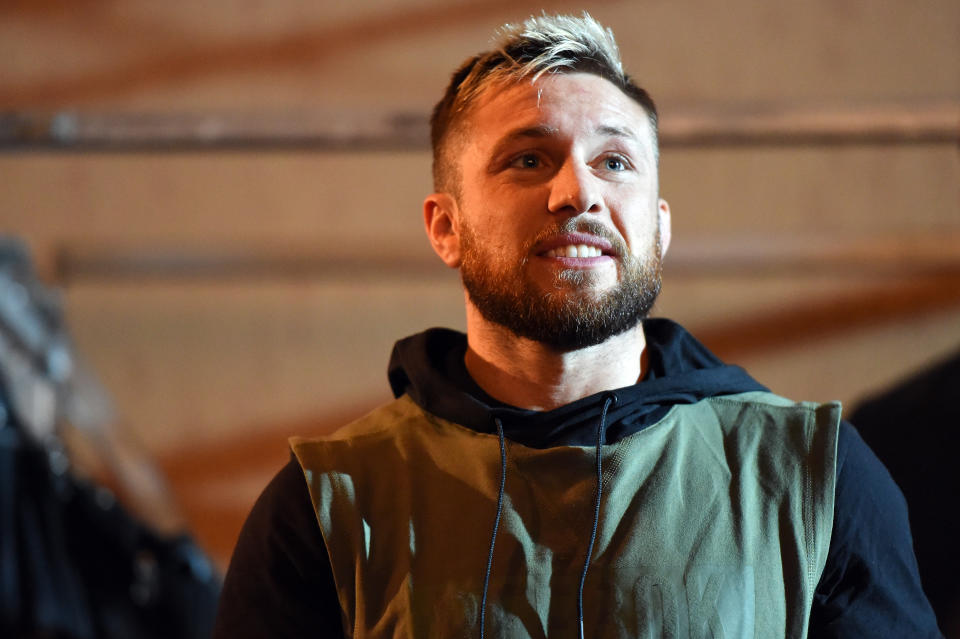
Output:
[290, 394, 424, 446]
[698, 389, 842, 419]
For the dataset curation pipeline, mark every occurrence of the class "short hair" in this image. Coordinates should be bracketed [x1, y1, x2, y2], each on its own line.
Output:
[429, 12, 659, 194]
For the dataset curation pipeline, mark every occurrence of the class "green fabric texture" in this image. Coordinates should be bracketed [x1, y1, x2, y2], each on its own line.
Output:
[291, 391, 839, 639]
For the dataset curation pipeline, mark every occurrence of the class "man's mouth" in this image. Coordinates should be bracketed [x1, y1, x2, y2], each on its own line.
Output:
[543, 244, 605, 258]
[535, 232, 616, 260]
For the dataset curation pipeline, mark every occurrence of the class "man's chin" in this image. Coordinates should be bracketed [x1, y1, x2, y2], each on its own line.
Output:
[533, 270, 622, 299]
[535, 260, 619, 286]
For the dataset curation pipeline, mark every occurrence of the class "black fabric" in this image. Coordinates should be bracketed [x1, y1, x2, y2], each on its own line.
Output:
[848, 348, 960, 636]
[810, 424, 944, 637]
[388, 319, 767, 447]
[0, 394, 221, 639]
[213, 459, 342, 638]
[216, 319, 943, 638]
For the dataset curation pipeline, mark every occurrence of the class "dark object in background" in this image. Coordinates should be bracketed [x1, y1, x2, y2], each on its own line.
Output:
[850, 348, 960, 638]
[1, 399, 220, 639]
[0, 238, 220, 638]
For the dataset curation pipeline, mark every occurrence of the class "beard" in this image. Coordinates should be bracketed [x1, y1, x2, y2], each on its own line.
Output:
[459, 219, 662, 351]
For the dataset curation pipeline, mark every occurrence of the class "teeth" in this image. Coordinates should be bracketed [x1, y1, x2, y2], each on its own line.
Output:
[545, 245, 603, 258]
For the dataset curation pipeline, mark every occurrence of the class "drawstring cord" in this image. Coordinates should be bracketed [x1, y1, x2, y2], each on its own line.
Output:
[480, 394, 615, 639]
[479, 417, 507, 639]
[578, 394, 615, 639]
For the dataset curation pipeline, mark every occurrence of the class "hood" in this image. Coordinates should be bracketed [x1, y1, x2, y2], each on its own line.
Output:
[387, 318, 766, 448]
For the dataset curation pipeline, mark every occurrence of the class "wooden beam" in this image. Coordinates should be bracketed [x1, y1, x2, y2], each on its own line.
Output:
[665, 232, 960, 276]
[51, 232, 960, 282]
[698, 271, 960, 361]
[2, 100, 957, 151]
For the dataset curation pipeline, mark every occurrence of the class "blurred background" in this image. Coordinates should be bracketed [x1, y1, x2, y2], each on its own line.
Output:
[1, 0, 958, 628]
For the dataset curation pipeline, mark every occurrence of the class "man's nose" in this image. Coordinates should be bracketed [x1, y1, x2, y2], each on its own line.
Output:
[547, 160, 602, 215]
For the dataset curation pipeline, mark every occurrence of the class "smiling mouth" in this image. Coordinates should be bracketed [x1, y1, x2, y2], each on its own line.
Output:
[532, 227, 620, 263]
[542, 244, 606, 258]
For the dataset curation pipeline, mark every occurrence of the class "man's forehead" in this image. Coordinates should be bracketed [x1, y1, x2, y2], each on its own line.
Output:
[466, 73, 653, 147]
[500, 122, 640, 140]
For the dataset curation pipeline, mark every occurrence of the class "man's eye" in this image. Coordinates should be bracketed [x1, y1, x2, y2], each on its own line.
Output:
[603, 156, 627, 171]
[510, 154, 541, 169]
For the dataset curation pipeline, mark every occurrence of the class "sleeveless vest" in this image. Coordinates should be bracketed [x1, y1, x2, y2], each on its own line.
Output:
[291, 391, 839, 638]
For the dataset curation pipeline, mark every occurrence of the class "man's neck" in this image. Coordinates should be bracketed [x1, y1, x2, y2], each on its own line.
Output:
[463, 307, 648, 411]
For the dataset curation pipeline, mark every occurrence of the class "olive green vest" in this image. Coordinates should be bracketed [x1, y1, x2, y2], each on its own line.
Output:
[291, 391, 839, 638]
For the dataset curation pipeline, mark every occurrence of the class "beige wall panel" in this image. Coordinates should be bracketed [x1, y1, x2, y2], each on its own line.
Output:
[1, 151, 434, 253]
[598, 1, 960, 104]
[2, 1, 956, 109]
[657, 273, 960, 404]
[660, 145, 960, 236]
[2, 145, 957, 254]
[61, 268, 959, 456]
[657, 273, 888, 330]
[736, 307, 960, 408]
[65, 276, 465, 454]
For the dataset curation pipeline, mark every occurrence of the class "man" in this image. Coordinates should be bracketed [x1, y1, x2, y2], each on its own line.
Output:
[214, 13, 942, 638]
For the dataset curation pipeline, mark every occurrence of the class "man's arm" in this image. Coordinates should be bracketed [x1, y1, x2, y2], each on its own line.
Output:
[213, 457, 344, 638]
[809, 422, 943, 637]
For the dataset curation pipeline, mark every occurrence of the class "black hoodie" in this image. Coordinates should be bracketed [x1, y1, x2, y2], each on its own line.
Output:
[214, 319, 943, 638]
[388, 320, 767, 449]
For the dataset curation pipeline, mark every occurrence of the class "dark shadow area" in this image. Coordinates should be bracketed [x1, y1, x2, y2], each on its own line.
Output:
[850, 348, 960, 637]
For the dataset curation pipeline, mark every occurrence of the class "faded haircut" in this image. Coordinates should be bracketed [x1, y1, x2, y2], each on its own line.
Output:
[429, 12, 659, 194]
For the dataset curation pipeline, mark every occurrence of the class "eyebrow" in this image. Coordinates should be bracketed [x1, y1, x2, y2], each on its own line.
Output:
[494, 123, 637, 150]
[489, 125, 559, 153]
[596, 124, 637, 140]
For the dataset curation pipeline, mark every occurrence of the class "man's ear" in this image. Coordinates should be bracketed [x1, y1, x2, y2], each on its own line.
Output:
[657, 198, 671, 258]
[423, 192, 462, 268]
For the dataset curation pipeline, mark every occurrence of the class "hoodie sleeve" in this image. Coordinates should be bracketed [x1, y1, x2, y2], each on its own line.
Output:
[213, 456, 344, 639]
[808, 422, 943, 638]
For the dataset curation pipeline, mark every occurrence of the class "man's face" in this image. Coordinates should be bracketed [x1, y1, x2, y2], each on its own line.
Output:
[439, 72, 669, 350]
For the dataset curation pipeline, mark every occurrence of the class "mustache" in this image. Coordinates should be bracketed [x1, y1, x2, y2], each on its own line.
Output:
[526, 217, 628, 257]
